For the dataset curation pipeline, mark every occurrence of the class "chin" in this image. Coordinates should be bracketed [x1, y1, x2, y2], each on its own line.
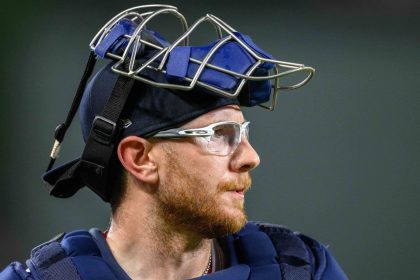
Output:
[203, 208, 248, 238]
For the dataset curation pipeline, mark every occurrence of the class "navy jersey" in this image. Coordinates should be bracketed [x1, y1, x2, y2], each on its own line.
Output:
[0, 222, 347, 280]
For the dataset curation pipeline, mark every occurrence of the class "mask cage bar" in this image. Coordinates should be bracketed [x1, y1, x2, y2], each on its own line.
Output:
[90, 6, 315, 111]
[90, 5, 187, 49]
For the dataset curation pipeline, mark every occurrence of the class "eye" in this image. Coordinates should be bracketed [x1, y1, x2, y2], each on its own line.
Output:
[213, 126, 226, 138]
[212, 124, 236, 145]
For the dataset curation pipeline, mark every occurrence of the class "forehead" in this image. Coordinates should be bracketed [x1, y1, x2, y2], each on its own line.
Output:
[181, 105, 245, 129]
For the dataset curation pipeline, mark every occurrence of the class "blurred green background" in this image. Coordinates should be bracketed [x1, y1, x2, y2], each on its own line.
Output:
[1, 0, 419, 279]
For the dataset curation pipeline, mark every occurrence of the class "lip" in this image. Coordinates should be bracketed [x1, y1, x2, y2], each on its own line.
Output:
[227, 189, 245, 197]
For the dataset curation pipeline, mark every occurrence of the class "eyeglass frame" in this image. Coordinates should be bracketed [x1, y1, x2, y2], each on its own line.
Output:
[151, 121, 250, 155]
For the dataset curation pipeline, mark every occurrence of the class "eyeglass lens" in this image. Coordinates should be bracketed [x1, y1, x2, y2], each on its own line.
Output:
[206, 123, 248, 155]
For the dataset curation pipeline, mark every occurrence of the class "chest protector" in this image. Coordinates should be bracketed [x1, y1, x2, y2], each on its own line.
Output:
[19, 222, 329, 280]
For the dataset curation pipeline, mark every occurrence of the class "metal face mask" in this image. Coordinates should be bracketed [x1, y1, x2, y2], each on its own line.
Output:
[45, 4, 316, 202]
[90, 4, 315, 111]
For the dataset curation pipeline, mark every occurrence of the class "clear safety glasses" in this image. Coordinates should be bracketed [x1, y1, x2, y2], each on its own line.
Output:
[152, 121, 250, 156]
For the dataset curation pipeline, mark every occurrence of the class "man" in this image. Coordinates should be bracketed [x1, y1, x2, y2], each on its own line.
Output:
[1, 5, 347, 280]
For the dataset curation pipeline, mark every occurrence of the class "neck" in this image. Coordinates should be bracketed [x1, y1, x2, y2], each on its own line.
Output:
[106, 186, 212, 280]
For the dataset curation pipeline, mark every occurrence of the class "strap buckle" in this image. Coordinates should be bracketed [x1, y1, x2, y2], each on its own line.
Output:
[92, 116, 118, 145]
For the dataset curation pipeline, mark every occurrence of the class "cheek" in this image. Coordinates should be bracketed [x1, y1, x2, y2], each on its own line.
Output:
[158, 141, 231, 185]
[193, 154, 230, 179]
[181, 156, 231, 188]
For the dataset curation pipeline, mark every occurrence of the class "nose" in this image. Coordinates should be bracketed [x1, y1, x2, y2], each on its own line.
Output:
[230, 135, 260, 172]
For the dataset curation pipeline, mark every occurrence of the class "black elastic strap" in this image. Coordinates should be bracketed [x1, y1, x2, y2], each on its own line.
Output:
[64, 51, 98, 131]
[78, 67, 135, 201]
[47, 51, 97, 171]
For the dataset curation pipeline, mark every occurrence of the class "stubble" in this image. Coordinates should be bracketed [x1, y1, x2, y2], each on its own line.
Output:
[156, 147, 251, 238]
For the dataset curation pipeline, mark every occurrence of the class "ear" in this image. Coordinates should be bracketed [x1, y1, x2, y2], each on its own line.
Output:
[117, 136, 158, 185]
